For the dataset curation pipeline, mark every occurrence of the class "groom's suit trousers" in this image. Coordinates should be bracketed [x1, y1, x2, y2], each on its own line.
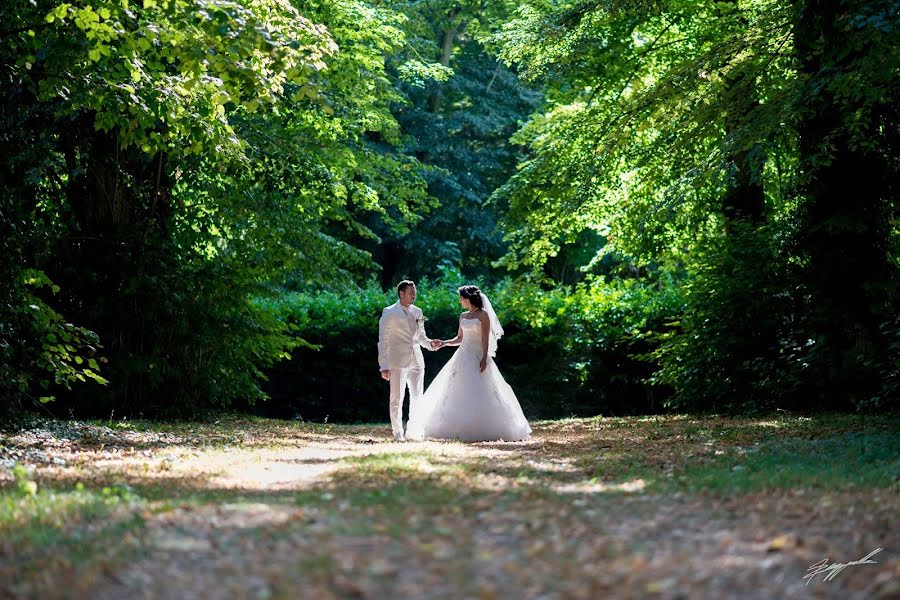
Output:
[389, 363, 424, 438]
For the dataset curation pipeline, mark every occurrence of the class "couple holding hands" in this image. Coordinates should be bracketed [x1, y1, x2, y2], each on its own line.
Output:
[377, 280, 531, 443]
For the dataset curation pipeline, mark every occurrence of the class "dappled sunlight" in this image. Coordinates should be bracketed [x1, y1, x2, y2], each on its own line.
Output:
[2, 414, 897, 600]
[5, 413, 891, 500]
[212, 459, 338, 490]
[184, 501, 298, 526]
[522, 456, 578, 473]
[551, 478, 648, 494]
[636, 414, 693, 422]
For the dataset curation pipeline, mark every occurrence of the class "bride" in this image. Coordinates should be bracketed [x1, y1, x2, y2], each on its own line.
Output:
[406, 285, 532, 442]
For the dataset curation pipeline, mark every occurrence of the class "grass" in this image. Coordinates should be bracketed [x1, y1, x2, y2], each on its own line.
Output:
[676, 431, 900, 493]
[0, 480, 147, 571]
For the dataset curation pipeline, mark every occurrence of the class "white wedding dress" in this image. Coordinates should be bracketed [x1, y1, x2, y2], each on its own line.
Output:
[407, 318, 532, 442]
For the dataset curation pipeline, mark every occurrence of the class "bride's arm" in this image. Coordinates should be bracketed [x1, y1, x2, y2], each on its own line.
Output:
[479, 311, 490, 372]
[439, 318, 464, 347]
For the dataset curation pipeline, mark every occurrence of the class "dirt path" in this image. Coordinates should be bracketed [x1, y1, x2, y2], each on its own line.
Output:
[1, 415, 897, 599]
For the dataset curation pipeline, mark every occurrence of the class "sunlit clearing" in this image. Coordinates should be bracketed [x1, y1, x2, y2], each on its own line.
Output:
[553, 478, 647, 494]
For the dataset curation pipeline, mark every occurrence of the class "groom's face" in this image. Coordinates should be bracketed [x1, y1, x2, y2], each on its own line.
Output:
[399, 284, 416, 306]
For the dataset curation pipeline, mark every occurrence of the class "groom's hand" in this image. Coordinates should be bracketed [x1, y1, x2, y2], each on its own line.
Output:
[380, 369, 390, 381]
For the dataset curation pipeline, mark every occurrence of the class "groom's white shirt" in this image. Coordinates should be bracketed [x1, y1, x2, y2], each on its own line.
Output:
[377, 301, 432, 371]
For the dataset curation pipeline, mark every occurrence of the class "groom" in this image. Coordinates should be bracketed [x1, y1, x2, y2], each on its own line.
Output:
[378, 280, 436, 441]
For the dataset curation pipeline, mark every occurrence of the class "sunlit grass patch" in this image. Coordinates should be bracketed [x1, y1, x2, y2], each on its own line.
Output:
[343, 451, 447, 474]
[336, 451, 475, 491]
[558, 413, 900, 496]
[0, 473, 145, 555]
[674, 431, 900, 493]
[292, 483, 474, 539]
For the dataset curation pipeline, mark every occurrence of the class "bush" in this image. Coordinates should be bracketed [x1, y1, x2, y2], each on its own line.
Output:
[652, 226, 815, 413]
[867, 316, 900, 412]
[0, 257, 104, 414]
[653, 224, 900, 414]
[51, 235, 298, 418]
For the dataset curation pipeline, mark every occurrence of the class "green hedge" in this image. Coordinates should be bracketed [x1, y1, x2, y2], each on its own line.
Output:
[259, 277, 681, 422]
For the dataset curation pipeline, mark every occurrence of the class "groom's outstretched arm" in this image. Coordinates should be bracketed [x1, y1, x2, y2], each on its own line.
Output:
[417, 320, 436, 351]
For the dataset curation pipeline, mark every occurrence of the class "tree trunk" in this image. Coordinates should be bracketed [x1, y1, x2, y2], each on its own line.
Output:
[54, 116, 174, 413]
[721, 1, 766, 228]
[794, 0, 893, 402]
[60, 120, 170, 242]
[429, 24, 458, 113]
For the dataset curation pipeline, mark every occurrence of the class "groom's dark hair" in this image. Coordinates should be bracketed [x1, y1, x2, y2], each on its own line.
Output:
[397, 280, 415, 297]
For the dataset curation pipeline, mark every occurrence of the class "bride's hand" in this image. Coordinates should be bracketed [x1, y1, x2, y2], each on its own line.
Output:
[479, 356, 487, 372]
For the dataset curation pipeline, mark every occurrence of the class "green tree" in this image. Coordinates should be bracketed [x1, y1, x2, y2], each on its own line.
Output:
[1, 0, 430, 415]
[361, 0, 542, 285]
[491, 0, 899, 410]
[792, 0, 899, 405]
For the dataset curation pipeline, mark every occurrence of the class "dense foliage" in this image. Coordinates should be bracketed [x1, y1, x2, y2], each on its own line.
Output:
[2, 0, 896, 418]
[361, 0, 542, 285]
[2, 0, 429, 416]
[491, 0, 900, 411]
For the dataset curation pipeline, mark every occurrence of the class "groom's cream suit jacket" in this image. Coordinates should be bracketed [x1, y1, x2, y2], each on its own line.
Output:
[378, 302, 432, 371]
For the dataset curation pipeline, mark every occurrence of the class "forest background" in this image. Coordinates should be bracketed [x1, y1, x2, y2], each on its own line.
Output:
[2, 0, 898, 422]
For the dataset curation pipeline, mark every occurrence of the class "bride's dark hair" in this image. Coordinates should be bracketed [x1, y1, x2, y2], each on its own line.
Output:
[457, 285, 484, 310]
